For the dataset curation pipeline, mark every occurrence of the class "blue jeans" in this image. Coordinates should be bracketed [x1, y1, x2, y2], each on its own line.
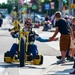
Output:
[27, 44, 38, 59]
[10, 43, 18, 58]
[10, 43, 38, 59]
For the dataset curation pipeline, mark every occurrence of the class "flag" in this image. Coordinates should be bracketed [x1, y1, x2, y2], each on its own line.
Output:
[18, 0, 24, 5]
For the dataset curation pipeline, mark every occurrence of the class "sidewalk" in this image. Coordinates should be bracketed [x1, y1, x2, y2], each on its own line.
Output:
[2, 56, 74, 75]
[18, 56, 75, 75]
[42, 57, 74, 75]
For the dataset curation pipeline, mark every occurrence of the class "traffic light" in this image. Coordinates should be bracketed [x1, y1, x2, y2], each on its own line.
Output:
[63, 0, 67, 3]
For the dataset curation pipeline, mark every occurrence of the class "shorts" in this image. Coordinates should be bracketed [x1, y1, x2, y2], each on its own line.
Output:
[70, 37, 75, 48]
[60, 34, 71, 51]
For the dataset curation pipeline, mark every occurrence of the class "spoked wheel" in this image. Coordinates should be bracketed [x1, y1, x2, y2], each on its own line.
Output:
[19, 37, 26, 67]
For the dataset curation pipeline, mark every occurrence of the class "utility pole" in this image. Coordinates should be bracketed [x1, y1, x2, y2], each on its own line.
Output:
[69, 0, 74, 15]
[26, 0, 28, 18]
[59, 0, 63, 12]
[12, 0, 15, 10]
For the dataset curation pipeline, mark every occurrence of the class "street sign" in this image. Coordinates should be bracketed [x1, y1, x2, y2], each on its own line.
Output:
[45, 4, 50, 10]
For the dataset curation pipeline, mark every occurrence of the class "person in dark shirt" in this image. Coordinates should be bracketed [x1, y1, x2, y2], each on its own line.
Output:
[45, 15, 50, 21]
[56, 16, 72, 60]
[49, 11, 73, 64]
[43, 15, 51, 31]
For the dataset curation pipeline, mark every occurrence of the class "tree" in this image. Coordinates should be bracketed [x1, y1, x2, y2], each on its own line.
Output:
[7, 0, 12, 4]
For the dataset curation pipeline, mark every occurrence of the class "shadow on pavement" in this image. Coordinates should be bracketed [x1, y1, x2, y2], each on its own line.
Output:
[0, 35, 11, 37]
[0, 62, 45, 69]
[0, 28, 9, 30]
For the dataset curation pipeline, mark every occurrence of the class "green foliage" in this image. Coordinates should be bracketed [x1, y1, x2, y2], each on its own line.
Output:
[0, 3, 11, 13]
[7, 0, 12, 4]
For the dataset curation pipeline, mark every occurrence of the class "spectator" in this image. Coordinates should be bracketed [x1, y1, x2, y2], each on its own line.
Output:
[56, 16, 72, 60]
[49, 11, 73, 64]
[64, 16, 72, 26]
[11, 7, 17, 22]
[43, 15, 51, 31]
[69, 17, 75, 74]
[45, 15, 50, 21]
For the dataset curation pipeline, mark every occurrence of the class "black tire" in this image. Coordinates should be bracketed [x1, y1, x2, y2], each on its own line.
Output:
[39, 55, 43, 65]
[34, 55, 43, 65]
[19, 37, 26, 67]
[4, 51, 11, 63]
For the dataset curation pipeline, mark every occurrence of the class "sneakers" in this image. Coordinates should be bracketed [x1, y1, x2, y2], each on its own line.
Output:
[56, 56, 62, 59]
[56, 56, 74, 61]
[57, 58, 66, 64]
[67, 56, 74, 61]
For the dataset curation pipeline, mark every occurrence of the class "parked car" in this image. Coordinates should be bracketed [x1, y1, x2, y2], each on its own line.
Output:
[0, 9, 8, 18]
[31, 13, 45, 23]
